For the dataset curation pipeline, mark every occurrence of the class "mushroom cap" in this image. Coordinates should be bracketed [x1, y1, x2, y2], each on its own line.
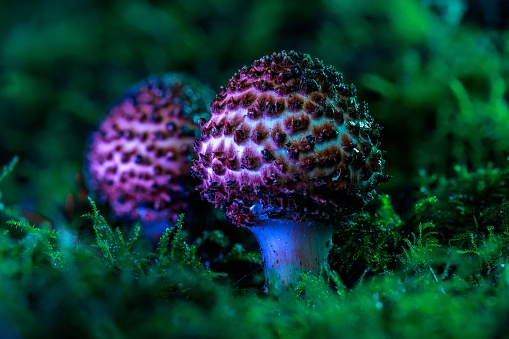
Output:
[192, 51, 388, 226]
[86, 73, 211, 224]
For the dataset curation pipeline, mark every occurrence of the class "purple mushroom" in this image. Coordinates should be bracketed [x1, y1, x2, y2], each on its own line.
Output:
[192, 51, 388, 291]
[86, 74, 211, 240]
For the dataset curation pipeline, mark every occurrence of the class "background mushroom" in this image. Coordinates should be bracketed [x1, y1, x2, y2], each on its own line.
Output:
[192, 51, 389, 291]
[86, 73, 211, 241]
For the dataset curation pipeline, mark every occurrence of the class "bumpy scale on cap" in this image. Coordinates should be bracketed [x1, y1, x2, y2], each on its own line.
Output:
[87, 74, 211, 231]
[193, 51, 387, 227]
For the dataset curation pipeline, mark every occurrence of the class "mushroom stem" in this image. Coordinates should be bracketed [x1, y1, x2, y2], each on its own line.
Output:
[137, 208, 171, 244]
[140, 219, 171, 244]
[249, 219, 334, 291]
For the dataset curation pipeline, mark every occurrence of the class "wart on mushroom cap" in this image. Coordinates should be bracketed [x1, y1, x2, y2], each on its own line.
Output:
[86, 73, 211, 240]
[192, 50, 389, 291]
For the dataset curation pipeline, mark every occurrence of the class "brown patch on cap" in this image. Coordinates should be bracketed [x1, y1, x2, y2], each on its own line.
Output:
[283, 114, 310, 134]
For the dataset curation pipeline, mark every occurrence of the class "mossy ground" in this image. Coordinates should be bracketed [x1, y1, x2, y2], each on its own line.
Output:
[2, 157, 509, 338]
[2, 0, 509, 337]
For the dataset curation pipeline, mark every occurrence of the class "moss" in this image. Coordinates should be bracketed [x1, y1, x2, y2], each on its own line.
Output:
[1, 154, 509, 337]
[3, 0, 509, 336]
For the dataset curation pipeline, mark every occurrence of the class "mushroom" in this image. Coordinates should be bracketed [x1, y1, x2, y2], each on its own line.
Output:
[86, 73, 211, 241]
[192, 51, 388, 291]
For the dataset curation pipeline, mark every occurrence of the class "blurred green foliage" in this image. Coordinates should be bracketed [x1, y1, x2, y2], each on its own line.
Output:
[2, 0, 509, 337]
[2, 0, 509, 208]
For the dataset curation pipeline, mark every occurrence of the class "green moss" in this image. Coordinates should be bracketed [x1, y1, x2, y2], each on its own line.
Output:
[330, 194, 403, 279]
[3, 0, 509, 336]
[2, 155, 509, 337]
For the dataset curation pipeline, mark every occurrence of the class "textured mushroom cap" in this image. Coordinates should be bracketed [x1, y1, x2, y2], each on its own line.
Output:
[86, 74, 211, 224]
[192, 51, 388, 226]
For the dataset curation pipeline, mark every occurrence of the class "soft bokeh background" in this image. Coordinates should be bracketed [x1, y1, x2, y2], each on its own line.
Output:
[1, 0, 508, 219]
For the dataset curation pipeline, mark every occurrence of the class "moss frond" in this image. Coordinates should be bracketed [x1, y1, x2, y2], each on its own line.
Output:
[0, 157, 24, 222]
[401, 222, 441, 274]
[82, 197, 133, 269]
[0, 156, 18, 184]
[7, 219, 60, 255]
[155, 214, 203, 270]
[330, 194, 403, 279]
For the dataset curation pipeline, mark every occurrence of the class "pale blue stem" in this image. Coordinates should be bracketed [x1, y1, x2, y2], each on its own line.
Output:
[249, 218, 334, 292]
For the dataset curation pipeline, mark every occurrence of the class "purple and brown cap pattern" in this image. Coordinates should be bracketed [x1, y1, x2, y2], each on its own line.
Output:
[192, 51, 388, 226]
[87, 74, 211, 224]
